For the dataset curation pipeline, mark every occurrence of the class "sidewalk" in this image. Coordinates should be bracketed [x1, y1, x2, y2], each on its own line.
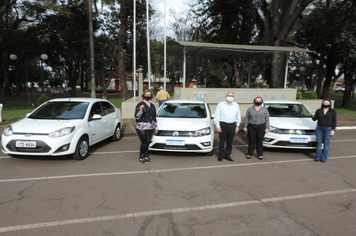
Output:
[1, 113, 355, 137]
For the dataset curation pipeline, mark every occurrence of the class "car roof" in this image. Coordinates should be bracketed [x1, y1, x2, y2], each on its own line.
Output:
[47, 98, 109, 103]
[164, 99, 205, 104]
[264, 100, 303, 104]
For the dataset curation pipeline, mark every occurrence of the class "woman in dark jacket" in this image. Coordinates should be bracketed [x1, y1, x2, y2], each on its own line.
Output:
[311, 99, 337, 162]
[135, 90, 158, 164]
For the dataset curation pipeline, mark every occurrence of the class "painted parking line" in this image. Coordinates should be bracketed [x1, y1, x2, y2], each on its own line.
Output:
[0, 188, 355, 233]
[1, 155, 356, 183]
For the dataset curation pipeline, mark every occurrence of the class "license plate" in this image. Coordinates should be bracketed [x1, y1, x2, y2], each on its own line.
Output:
[166, 140, 185, 146]
[290, 138, 308, 143]
[16, 141, 36, 148]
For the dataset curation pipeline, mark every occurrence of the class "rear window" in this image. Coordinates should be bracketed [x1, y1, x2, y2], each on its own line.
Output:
[264, 103, 311, 117]
[157, 103, 207, 118]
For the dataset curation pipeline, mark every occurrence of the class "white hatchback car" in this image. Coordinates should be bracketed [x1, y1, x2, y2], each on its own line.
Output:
[262, 100, 317, 149]
[149, 100, 214, 155]
[1, 98, 122, 160]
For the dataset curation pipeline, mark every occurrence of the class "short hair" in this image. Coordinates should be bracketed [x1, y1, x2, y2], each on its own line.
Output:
[159, 86, 164, 90]
[141, 89, 155, 100]
[226, 91, 235, 96]
[254, 96, 263, 103]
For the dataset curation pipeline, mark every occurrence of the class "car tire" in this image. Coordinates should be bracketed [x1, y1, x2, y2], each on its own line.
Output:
[73, 136, 89, 160]
[112, 123, 121, 141]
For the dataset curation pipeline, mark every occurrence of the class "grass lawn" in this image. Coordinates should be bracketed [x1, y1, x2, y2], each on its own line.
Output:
[0, 89, 122, 122]
[329, 92, 356, 115]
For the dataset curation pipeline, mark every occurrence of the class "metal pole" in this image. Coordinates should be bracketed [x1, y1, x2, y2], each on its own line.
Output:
[133, 0, 136, 101]
[164, 0, 167, 91]
[183, 46, 186, 88]
[146, 0, 151, 90]
[284, 53, 289, 89]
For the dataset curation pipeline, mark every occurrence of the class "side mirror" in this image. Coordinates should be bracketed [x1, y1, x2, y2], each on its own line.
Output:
[92, 114, 102, 120]
[211, 114, 215, 119]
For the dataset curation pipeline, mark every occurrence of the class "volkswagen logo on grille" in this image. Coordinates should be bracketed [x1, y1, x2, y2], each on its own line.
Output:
[173, 131, 179, 137]
[24, 134, 32, 137]
[296, 130, 303, 135]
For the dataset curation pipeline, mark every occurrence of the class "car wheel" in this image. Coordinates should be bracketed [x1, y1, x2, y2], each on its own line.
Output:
[73, 136, 89, 160]
[112, 123, 121, 141]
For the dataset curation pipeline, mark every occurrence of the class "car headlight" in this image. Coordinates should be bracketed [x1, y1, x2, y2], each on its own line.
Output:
[269, 126, 280, 134]
[3, 126, 13, 136]
[195, 127, 211, 137]
[48, 127, 75, 138]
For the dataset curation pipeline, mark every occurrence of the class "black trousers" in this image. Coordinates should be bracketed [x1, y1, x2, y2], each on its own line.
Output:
[218, 122, 236, 159]
[247, 124, 265, 156]
[136, 129, 154, 158]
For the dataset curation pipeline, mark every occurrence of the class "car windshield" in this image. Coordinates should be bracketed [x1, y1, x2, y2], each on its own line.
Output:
[29, 101, 89, 120]
[264, 103, 311, 117]
[157, 103, 207, 118]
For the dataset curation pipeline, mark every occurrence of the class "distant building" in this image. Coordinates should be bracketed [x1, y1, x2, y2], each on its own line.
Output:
[104, 71, 138, 91]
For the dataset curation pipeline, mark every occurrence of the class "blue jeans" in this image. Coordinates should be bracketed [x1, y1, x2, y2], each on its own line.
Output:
[315, 126, 332, 162]
[159, 100, 167, 107]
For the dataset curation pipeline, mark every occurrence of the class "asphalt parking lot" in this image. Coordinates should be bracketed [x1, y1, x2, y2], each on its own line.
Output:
[1, 129, 356, 236]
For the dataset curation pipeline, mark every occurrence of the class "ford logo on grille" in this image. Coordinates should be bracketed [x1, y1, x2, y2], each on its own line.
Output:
[173, 131, 179, 137]
[24, 134, 32, 137]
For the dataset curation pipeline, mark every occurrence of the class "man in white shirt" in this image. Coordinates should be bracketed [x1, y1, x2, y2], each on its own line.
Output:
[214, 91, 241, 162]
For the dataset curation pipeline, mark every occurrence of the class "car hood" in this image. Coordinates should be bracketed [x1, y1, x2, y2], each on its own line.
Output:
[10, 118, 81, 134]
[270, 117, 317, 130]
[157, 117, 211, 131]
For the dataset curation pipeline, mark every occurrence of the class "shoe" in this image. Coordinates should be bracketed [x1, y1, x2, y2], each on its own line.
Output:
[224, 157, 234, 162]
[257, 156, 263, 160]
[218, 158, 223, 162]
[139, 158, 146, 164]
[246, 155, 251, 159]
[145, 157, 152, 162]
[321, 160, 326, 163]
[314, 159, 320, 162]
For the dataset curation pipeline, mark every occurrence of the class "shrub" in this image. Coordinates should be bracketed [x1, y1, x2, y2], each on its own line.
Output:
[37, 93, 50, 106]
[297, 91, 317, 100]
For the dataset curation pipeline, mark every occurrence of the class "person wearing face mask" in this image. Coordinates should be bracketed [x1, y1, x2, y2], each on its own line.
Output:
[311, 99, 337, 163]
[243, 96, 270, 160]
[135, 90, 158, 164]
[214, 91, 241, 162]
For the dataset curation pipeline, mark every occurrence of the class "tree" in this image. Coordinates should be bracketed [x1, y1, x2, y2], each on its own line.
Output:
[269, 0, 314, 88]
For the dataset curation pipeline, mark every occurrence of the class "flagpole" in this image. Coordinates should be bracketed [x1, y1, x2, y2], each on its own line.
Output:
[164, 0, 167, 91]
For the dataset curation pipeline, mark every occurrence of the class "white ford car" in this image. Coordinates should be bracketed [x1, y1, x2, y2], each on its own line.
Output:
[1, 98, 122, 160]
[263, 100, 317, 149]
[149, 100, 214, 155]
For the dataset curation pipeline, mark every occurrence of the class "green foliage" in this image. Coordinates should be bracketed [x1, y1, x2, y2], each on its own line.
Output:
[37, 93, 50, 106]
[297, 91, 317, 100]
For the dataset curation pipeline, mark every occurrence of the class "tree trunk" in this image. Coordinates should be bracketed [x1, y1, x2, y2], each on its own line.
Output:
[2, 52, 12, 96]
[341, 72, 354, 108]
[88, 0, 96, 98]
[233, 58, 241, 88]
[118, 0, 130, 101]
[320, 58, 336, 99]
[271, 52, 286, 88]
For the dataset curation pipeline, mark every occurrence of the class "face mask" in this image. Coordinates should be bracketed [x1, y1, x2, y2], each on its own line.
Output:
[144, 96, 151, 101]
[226, 97, 234, 102]
[322, 104, 330, 108]
[255, 102, 262, 106]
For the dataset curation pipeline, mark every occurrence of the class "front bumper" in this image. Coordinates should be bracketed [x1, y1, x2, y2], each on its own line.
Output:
[1, 134, 77, 156]
[263, 133, 316, 149]
[149, 134, 213, 153]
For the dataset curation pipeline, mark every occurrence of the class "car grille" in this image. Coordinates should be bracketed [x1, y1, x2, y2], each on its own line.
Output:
[278, 129, 315, 135]
[151, 143, 201, 150]
[156, 130, 196, 137]
[6, 140, 52, 153]
[273, 141, 316, 147]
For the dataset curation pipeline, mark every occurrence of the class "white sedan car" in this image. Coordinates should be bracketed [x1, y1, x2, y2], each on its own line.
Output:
[1, 98, 122, 160]
[149, 100, 214, 155]
[263, 100, 317, 149]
